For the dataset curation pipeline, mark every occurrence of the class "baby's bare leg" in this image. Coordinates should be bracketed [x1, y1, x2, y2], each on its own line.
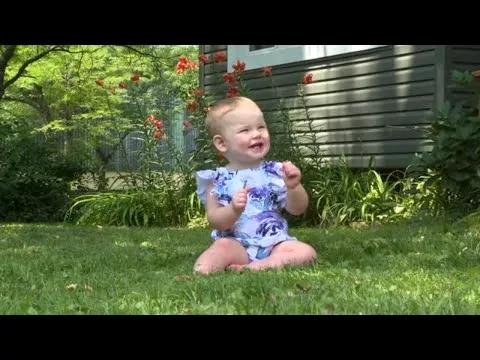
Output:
[193, 237, 249, 275]
[245, 240, 316, 271]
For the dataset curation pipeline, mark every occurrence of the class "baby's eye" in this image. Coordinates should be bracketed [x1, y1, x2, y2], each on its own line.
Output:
[258, 126, 266, 130]
[239, 129, 249, 133]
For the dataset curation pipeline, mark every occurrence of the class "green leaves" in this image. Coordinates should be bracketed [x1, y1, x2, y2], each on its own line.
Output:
[65, 170, 201, 227]
[309, 160, 417, 226]
[411, 73, 480, 212]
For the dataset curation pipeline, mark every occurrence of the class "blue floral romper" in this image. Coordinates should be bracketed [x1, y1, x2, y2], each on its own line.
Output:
[196, 161, 296, 262]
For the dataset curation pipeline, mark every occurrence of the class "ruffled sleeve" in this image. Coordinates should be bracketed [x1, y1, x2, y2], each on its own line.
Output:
[195, 170, 217, 205]
[196, 168, 232, 206]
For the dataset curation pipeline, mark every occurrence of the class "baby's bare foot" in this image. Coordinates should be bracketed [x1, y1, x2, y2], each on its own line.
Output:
[227, 264, 248, 272]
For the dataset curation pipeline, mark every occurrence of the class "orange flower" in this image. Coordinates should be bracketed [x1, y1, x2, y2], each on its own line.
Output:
[192, 87, 205, 97]
[154, 119, 163, 129]
[176, 61, 187, 74]
[95, 79, 104, 87]
[187, 60, 198, 70]
[187, 100, 198, 112]
[119, 82, 128, 89]
[176, 56, 197, 73]
[131, 73, 140, 82]
[262, 66, 272, 77]
[199, 54, 209, 64]
[144, 114, 155, 126]
[223, 72, 236, 85]
[214, 51, 227, 63]
[153, 129, 164, 140]
[302, 73, 313, 84]
[227, 86, 240, 98]
[232, 60, 246, 75]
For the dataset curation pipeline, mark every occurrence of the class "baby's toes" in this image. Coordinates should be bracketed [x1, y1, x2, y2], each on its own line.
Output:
[227, 264, 247, 272]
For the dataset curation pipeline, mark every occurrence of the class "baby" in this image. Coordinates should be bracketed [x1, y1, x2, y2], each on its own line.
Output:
[194, 96, 317, 274]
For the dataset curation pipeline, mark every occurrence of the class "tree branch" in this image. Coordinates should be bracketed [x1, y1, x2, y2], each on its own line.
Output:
[3, 46, 70, 90]
[3, 95, 41, 111]
[119, 45, 181, 62]
[0, 45, 16, 70]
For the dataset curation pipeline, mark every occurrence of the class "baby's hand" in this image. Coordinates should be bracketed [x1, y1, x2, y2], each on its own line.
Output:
[231, 188, 250, 214]
[282, 161, 302, 189]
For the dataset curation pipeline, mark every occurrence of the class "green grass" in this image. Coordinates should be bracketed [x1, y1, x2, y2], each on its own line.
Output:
[1, 216, 480, 314]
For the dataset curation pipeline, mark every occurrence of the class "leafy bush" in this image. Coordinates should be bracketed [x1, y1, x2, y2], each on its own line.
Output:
[0, 123, 91, 222]
[409, 70, 480, 213]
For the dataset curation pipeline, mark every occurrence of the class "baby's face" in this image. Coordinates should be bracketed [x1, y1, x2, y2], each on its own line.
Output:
[220, 102, 270, 167]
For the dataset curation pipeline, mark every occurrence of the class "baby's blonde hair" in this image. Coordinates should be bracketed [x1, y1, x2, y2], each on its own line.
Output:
[205, 96, 258, 136]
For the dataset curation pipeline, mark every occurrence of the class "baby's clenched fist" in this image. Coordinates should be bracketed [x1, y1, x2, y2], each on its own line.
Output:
[282, 161, 302, 189]
[231, 188, 250, 214]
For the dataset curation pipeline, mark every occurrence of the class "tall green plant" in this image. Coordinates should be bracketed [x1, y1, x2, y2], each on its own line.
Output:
[409, 70, 480, 212]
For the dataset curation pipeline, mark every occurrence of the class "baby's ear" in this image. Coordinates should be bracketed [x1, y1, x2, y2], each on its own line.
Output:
[213, 135, 227, 152]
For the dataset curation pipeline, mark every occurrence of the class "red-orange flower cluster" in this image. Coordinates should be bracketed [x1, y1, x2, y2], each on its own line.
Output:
[213, 51, 227, 63]
[303, 73, 313, 84]
[191, 87, 205, 97]
[199, 54, 209, 64]
[145, 114, 156, 125]
[223, 72, 236, 85]
[186, 100, 198, 112]
[154, 130, 163, 140]
[222, 60, 245, 98]
[131, 73, 140, 82]
[97, 74, 140, 92]
[176, 55, 198, 74]
[232, 60, 246, 75]
[227, 86, 240, 98]
[145, 114, 164, 140]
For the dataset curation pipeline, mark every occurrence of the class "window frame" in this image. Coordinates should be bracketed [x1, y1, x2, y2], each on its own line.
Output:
[227, 45, 387, 71]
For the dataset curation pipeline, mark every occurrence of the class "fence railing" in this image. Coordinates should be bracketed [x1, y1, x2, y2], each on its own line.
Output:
[49, 105, 197, 172]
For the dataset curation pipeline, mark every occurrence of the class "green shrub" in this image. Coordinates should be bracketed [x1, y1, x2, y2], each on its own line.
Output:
[306, 159, 436, 226]
[0, 124, 91, 222]
[409, 70, 480, 213]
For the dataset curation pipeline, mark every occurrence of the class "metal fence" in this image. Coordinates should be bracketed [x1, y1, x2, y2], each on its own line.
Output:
[52, 105, 197, 172]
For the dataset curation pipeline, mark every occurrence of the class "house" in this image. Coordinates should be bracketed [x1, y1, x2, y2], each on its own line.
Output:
[199, 45, 480, 169]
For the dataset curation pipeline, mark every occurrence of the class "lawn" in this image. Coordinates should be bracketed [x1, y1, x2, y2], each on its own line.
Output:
[1, 216, 480, 314]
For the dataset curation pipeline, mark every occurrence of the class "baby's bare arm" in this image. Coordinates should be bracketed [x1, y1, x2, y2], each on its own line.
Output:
[206, 184, 248, 231]
[282, 161, 309, 215]
[285, 183, 309, 215]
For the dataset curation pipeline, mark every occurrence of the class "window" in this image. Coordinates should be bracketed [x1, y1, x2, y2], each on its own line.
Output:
[249, 45, 275, 51]
[227, 45, 386, 71]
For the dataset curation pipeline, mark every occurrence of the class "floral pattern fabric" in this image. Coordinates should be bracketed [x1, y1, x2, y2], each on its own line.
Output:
[196, 161, 296, 261]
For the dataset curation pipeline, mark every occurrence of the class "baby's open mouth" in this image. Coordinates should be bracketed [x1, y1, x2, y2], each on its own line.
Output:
[249, 142, 264, 151]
